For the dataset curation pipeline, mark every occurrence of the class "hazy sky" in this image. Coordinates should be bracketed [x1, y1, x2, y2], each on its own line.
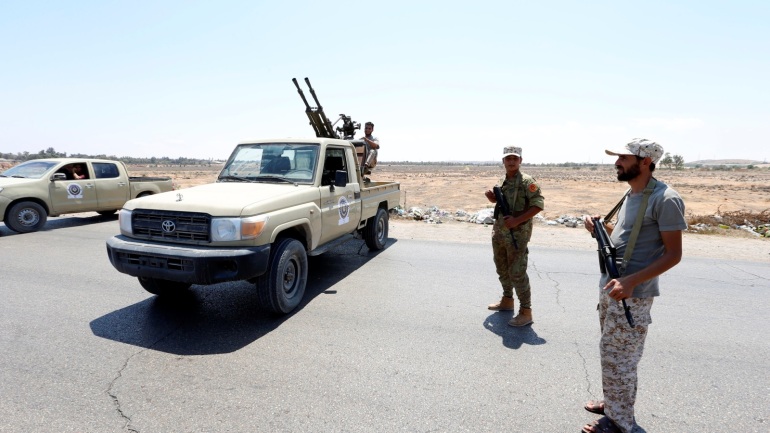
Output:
[1, 1, 768, 164]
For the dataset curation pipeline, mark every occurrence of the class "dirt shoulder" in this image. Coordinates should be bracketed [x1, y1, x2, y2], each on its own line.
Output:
[390, 219, 769, 263]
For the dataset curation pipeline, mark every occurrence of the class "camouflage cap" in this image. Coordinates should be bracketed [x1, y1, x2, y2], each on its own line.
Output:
[605, 138, 664, 164]
[502, 146, 522, 158]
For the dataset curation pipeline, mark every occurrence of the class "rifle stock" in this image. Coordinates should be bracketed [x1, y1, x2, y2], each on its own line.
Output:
[591, 217, 635, 328]
[493, 186, 518, 250]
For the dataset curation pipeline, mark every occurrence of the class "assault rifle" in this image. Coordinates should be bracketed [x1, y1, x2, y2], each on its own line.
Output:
[591, 217, 635, 328]
[493, 186, 518, 250]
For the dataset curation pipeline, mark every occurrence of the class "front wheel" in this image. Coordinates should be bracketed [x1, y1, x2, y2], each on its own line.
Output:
[256, 238, 308, 314]
[138, 277, 192, 297]
[364, 208, 389, 251]
[6, 201, 47, 233]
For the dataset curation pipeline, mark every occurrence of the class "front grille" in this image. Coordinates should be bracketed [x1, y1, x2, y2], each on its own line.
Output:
[132, 209, 211, 243]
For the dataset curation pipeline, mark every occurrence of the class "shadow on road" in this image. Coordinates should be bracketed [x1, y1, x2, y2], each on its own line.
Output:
[0, 213, 117, 236]
[483, 311, 547, 349]
[90, 238, 395, 355]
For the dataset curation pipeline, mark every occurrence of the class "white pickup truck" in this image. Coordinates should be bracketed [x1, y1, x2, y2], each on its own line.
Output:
[106, 138, 401, 314]
[0, 158, 173, 233]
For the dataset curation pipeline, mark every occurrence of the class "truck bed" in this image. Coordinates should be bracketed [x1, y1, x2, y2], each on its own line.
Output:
[360, 180, 400, 221]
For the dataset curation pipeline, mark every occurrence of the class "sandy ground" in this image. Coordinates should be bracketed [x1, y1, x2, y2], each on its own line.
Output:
[130, 163, 769, 263]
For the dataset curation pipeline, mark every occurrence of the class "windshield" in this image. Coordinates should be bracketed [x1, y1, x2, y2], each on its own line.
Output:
[218, 143, 320, 183]
[0, 161, 57, 179]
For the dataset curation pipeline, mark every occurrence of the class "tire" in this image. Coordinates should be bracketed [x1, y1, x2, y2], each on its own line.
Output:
[138, 277, 192, 297]
[6, 201, 47, 233]
[97, 210, 118, 216]
[364, 207, 389, 251]
[256, 238, 308, 314]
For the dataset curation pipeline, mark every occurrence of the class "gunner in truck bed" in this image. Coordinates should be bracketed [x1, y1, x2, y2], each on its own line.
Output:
[359, 121, 379, 181]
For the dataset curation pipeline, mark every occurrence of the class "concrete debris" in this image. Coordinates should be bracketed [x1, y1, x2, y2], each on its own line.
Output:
[687, 222, 770, 237]
[390, 206, 585, 228]
[390, 205, 770, 236]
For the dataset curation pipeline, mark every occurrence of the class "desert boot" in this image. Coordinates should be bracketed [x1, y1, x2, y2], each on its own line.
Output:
[508, 308, 533, 326]
[488, 296, 514, 311]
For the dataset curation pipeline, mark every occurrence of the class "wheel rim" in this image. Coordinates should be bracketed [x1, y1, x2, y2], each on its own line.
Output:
[18, 208, 40, 227]
[282, 257, 298, 295]
[376, 214, 386, 243]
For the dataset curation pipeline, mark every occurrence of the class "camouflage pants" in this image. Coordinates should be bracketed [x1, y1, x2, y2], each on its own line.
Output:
[492, 227, 531, 308]
[598, 292, 654, 433]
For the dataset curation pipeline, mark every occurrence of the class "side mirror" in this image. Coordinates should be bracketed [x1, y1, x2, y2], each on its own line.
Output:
[52, 173, 67, 181]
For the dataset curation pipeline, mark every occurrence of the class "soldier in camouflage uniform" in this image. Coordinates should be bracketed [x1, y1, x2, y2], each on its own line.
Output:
[581, 139, 687, 433]
[484, 146, 544, 327]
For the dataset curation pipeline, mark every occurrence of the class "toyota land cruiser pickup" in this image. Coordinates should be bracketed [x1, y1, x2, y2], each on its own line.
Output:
[0, 158, 173, 233]
[105, 138, 400, 314]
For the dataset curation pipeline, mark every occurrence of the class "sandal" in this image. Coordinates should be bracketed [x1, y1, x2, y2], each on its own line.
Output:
[584, 400, 605, 415]
[581, 416, 622, 433]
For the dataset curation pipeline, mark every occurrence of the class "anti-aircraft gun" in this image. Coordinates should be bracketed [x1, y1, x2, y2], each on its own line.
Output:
[292, 77, 361, 140]
[292, 77, 370, 177]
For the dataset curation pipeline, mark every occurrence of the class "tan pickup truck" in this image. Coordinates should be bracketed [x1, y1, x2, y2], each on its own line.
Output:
[106, 138, 401, 314]
[0, 158, 173, 233]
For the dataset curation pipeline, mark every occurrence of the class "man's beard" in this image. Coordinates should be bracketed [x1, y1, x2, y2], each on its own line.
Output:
[617, 163, 641, 181]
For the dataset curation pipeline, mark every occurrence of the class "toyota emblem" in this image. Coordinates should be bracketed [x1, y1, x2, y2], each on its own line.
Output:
[161, 220, 176, 233]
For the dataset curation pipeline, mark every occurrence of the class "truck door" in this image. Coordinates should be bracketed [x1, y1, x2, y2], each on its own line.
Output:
[49, 162, 98, 214]
[91, 162, 130, 210]
[319, 147, 362, 245]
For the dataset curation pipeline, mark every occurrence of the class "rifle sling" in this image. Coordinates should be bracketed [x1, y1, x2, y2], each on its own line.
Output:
[605, 188, 630, 222]
[619, 178, 657, 275]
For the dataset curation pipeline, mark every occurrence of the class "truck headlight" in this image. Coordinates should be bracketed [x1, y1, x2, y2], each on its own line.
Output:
[211, 215, 269, 241]
[118, 209, 133, 235]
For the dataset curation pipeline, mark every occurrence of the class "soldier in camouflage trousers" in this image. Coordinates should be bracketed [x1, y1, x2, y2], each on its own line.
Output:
[581, 139, 686, 433]
[485, 146, 544, 327]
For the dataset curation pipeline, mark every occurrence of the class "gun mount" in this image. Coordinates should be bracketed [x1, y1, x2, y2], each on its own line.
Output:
[292, 77, 360, 140]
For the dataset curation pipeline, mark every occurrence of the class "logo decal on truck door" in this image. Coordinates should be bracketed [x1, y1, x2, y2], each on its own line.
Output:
[67, 183, 83, 199]
[338, 196, 350, 225]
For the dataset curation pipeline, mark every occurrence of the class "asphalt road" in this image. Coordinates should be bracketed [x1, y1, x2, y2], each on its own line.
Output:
[1, 215, 768, 433]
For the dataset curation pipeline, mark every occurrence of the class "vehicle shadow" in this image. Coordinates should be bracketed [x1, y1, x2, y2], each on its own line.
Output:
[483, 311, 547, 349]
[89, 238, 398, 355]
[0, 212, 117, 236]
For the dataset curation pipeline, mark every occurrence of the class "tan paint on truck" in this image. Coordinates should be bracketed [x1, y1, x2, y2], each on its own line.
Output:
[0, 158, 173, 233]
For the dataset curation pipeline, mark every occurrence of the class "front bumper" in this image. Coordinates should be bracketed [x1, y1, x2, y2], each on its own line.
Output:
[106, 235, 271, 285]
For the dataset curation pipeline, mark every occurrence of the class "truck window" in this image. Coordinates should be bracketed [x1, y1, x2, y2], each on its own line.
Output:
[322, 148, 347, 186]
[60, 163, 89, 180]
[1, 161, 57, 179]
[93, 162, 120, 179]
[221, 143, 319, 183]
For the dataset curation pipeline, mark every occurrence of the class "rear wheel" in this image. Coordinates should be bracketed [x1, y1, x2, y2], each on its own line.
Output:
[138, 277, 192, 297]
[256, 238, 307, 314]
[364, 208, 389, 251]
[6, 201, 47, 233]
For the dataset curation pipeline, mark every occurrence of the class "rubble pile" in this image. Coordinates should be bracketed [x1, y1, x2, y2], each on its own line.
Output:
[391, 206, 770, 237]
[689, 221, 770, 237]
[390, 206, 584, 228]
